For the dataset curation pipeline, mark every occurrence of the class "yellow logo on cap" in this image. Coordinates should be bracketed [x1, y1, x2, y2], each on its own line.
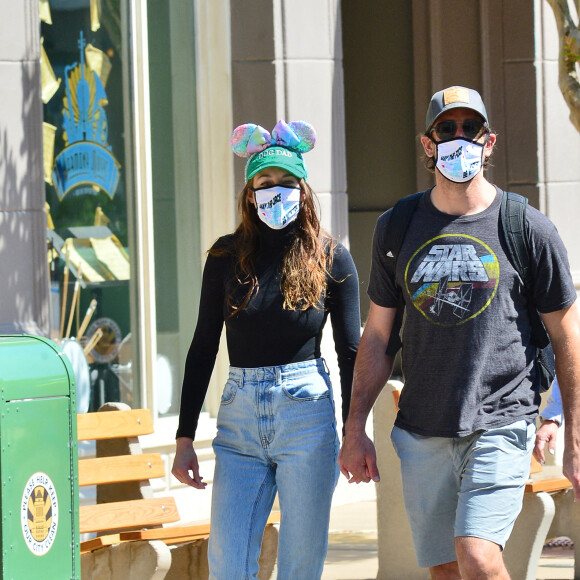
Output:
[443, 87, 470, 105]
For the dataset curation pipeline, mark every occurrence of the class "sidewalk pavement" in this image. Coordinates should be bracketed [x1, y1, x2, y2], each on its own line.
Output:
[320, 499, 575, 580]
[323, 499, 377, 580]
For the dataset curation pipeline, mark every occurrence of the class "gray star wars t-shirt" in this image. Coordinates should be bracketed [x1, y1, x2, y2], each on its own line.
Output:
[368, 187, 576, 437]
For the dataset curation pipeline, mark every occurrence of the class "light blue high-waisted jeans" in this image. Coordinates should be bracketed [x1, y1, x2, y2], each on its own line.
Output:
[208, 359, 340, 580]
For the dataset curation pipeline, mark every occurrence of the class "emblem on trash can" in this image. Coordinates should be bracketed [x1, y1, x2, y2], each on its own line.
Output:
[21, 472, 59, 555]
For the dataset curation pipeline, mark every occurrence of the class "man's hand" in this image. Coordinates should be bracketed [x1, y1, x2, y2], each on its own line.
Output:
[542, 305, 580, 501]
[338, 431, 380, 484]
[563, 445, 580, 501]
[533, 420, 559, 464]
[338, 303, 396, 484]
[171, 437, 207, 489]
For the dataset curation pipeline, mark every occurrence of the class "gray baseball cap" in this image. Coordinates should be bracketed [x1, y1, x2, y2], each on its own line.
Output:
[425, 86, 488, 132]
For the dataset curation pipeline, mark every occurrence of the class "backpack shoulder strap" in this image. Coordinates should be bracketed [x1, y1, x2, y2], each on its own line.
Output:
[500, 190, 531, 288]
[383, 191, 423, 356]
[384, 191, 424, 281]
[500, 190, 550, 350]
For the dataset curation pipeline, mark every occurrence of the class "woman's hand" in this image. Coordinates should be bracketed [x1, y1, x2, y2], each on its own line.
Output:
[172, 437, 207, 489]
[533, 420, 559, 465]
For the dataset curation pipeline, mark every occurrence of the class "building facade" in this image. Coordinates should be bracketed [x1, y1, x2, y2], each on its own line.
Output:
[1, 0, 578, 521]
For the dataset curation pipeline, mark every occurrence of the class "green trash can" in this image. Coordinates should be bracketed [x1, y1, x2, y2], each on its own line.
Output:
[0, 335, 80, 579]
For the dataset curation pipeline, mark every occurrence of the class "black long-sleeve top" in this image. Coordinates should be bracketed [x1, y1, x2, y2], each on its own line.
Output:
[176, 222, 361, 440]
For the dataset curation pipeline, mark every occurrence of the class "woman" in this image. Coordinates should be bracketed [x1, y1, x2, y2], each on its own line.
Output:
[172, 120, 361, 579]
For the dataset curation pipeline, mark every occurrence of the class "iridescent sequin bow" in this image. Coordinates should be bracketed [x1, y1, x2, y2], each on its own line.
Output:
[231, 120, 316, 157]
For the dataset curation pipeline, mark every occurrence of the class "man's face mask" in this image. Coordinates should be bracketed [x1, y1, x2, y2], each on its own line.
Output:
[434, 138, 486, 183]
[253, 185, 301, 230]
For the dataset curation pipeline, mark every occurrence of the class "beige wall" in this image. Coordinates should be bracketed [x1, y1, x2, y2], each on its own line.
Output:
[230, 0, 349, 243]
[536, 0, 580, 281]
[412, 0, 580, 280]
[344, 0, 580, 320]
[0, 0, 48, 334]
[341, 0, 416, 319]
[412, 0, 537, 198]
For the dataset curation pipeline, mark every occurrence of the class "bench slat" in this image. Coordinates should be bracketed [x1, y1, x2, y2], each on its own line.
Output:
[162, 533, 210, 545]
[120, 523, 212, 542]
[79, 453, 166, 486]
[80, 531, 210, 554]
[79, 496, 180, 534]
[77, 409, 154, 441]
[117, 510, 280, 544]
[82, 512, 281, 552]
[80, 531, 211, 554]
[530, 455, 543, 474]
[80, 534, 121, 554]
[525, 476, 572, 493]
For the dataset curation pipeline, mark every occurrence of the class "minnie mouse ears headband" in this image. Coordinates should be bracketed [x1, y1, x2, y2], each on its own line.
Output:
[230, 120, 316, 181]
[230, 120, 316, 157]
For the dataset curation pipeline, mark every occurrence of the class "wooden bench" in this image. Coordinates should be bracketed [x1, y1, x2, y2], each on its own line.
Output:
[78, 403, 280, 580]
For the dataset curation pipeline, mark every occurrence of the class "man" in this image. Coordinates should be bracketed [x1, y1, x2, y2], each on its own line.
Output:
[338, 86, 580, 580]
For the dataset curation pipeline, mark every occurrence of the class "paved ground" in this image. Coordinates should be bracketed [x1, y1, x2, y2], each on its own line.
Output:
[322, 500, 575, 580]
[322, 500, 378, 580]
[536, 546, 575, 580]
[270, 497, 575, 579]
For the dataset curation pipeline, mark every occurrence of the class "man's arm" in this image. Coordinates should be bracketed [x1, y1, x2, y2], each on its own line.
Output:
[541, 302, 580, 499]
[338, 302, 396, 484]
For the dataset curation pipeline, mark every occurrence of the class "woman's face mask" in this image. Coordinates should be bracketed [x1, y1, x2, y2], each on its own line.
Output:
[435, 138, 485, 183]
[253, 185, 301, 230]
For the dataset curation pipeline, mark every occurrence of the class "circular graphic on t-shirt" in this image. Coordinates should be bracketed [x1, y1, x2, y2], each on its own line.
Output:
[404, 233, 500, 326]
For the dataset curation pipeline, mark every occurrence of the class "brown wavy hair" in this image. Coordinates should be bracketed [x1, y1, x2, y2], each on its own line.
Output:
[211, 180, 335, 316]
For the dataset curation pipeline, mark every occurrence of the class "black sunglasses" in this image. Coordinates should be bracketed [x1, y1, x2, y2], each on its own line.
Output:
[432, 119, 488, 141]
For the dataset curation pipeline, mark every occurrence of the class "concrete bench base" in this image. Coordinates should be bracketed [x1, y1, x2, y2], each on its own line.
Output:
[165, 525, 278, 580]
[81, 525, 279, 580]
[503, 491, 556, 580]
[81, 540, 171, 580]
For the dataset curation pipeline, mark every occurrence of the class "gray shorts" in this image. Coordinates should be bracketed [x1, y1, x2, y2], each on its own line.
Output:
[391, 420, 535, 568]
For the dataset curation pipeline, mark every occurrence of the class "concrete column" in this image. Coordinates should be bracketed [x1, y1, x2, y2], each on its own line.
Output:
[230, 0, 349, 243]
[0, 0, 48, 334]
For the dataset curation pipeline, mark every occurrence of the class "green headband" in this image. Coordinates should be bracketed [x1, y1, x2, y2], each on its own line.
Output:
[245, 147, 307, 181]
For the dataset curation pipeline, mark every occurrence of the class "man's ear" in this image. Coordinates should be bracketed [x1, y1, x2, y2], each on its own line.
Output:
[484, 133, 497, 158]
[421, 134, 436, 160]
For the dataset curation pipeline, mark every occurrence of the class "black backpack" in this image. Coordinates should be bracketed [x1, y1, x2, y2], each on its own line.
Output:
[383, 189, 555, 392]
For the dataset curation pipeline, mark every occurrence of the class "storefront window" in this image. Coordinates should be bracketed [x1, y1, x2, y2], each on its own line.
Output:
[42, 0, 138, 413]
[42, 0, 202, 420]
